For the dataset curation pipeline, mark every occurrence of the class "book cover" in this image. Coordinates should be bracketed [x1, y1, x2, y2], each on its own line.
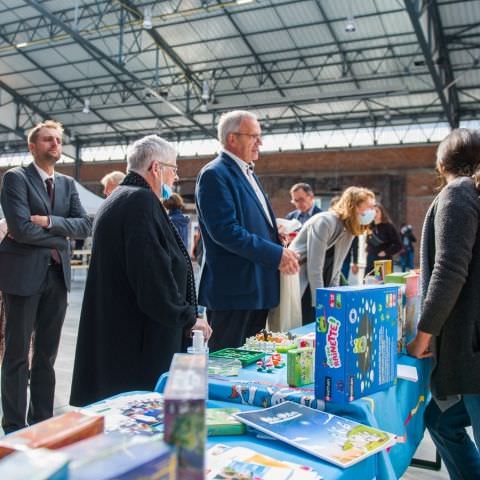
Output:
[206, 444, 321, 479]
[84, 392, 164, 436]
[206, 408, 246, 436]
[0, 411, 104, 459]
[0, 448, 69, 480]
[234, 401, 396, 468]
[61, 433, 176, 480]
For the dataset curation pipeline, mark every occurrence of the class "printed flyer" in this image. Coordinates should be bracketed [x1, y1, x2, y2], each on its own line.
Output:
[206, 444, 321, 479]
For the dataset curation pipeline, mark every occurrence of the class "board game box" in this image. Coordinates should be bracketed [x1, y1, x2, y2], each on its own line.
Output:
[315, 285, 399, 404]
[384, 271, 420, 352]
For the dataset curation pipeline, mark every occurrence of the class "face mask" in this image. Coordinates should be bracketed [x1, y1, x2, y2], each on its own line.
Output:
[162, 183, 172, 200]
[358, 208, 375, 225]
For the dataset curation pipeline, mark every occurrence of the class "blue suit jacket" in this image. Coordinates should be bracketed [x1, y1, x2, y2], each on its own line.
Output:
[286, 204, 322, 224]
[195, 152, 283, 310]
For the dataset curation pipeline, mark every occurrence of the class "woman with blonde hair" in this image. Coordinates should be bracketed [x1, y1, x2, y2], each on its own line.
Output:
[291, 186, 376, 324]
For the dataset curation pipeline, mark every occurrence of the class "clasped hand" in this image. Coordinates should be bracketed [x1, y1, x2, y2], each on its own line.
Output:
[279, 248, 300, 275]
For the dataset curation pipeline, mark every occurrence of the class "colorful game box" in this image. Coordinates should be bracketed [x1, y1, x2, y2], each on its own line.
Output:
[62, 433, 176, 480]
[384, 271, 420, 352]
[287, 347, 314, 387]
[315, 285, 399, 404]
[209, 348, 265, 367]
[163, 354, 207, 480]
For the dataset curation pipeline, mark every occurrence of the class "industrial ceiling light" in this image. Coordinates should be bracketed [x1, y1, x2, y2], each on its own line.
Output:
[201, 80, 210, 101]
[82, 99, 90, 114]
[143, 7, 153, 29]
[236, 0, 255, 4]
[200, 101, 208, 113]
[345, 15, 356, 33]
[16, 42, 28, 48]
[384, 108, 391, 121]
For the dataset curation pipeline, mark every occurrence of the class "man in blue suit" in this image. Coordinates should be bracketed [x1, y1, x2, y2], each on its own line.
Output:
[286, 183, 321, 225]
[196, 111, 299, 351]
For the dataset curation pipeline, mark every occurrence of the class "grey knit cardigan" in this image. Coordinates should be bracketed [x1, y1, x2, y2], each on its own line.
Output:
[419, 176, 480, 397]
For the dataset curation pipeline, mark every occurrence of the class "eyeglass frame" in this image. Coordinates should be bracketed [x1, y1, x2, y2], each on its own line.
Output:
[232, 132, 262, 142]
[148, 160, 178, 174]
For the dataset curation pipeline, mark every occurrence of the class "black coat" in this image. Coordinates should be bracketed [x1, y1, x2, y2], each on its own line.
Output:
[70, 173, 196, 406]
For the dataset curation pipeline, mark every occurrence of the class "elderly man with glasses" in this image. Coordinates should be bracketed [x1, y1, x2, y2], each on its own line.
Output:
[196, 110, 299, 351]
[70, 134, 211, 407]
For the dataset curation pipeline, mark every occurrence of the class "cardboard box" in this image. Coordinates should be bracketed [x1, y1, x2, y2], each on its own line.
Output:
[62, 433, 176, 480]
[384, 271, 420, 352]
[287, 347, 314, 387]
[0, 448, 69, 480]
[373, 260, 393, 281]
[163, 354, 207, 480]
[315, 285, 398, 404]
[0, 411, 104, 459]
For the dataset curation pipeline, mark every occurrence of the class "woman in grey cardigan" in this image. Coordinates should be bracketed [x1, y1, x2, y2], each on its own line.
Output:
[290, 186, 375, 324]
[408, 128, 480, 479]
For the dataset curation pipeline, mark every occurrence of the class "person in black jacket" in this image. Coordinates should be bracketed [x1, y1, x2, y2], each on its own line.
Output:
[70, 135, 211, 407]
[163, 193, 190, 249]
[408, 128, 480, 479]
[366, 203, 402, 274]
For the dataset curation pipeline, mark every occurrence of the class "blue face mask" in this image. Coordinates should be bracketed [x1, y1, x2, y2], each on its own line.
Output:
[162, 183, 172, 200]
[358, 208, 375, 225]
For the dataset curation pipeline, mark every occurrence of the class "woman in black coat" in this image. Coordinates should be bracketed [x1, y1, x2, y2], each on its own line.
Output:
[408, 128, 480, 479]
[365, 203, 402, 274]
[70, 135, 211, 407]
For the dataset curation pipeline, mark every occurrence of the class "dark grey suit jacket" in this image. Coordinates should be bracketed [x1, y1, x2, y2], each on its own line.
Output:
[0, 162, 92, 295]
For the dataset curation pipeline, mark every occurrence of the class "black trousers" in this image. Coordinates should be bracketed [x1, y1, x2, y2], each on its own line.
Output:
[301, 286, 316, 326]
[206, 309, 269, 352]
[1, 265, 67, 434]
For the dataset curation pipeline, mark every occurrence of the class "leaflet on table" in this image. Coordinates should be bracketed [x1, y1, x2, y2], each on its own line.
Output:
[84, 392, 164, 435]
[206, 444, 321, 479]
[234, 401, 396, 468]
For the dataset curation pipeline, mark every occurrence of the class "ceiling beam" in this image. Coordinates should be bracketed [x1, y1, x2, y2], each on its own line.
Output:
[404, 0, 459, 128]
[23, 0, 215, 139]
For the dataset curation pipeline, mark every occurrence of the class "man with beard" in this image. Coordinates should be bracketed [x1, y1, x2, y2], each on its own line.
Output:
[0, 120, 91, 433]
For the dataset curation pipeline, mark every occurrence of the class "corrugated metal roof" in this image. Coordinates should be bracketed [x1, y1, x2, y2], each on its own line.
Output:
[0, 0, 475, 150]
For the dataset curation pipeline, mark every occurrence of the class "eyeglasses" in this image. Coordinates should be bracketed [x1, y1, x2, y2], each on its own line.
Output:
[148, 160, 178, 174]
[233, 132, 262, 142]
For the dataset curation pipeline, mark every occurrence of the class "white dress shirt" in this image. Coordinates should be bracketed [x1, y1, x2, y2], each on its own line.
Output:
[223, 149, 274, 227]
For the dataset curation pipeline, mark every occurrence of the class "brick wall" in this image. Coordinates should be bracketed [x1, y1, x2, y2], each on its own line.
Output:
[0, 144, 438, 257]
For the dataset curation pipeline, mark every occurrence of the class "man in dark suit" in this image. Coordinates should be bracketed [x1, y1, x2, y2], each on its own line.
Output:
[196, 110, 299, 351]
[0, 120, 91, 433]
[286, 183, 321, 225]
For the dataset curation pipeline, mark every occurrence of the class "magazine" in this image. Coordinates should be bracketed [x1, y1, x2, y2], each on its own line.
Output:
[206, 444, 321, 479]
[84, 392, 164, 436]
[234, 401, 396, 468]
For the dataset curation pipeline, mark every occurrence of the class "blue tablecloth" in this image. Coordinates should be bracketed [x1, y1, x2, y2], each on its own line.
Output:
[156, 323, 431, 479]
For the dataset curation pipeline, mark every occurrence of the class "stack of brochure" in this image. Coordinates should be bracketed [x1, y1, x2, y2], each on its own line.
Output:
[84, 392, 164, 436]
[207, 444, 321, 479]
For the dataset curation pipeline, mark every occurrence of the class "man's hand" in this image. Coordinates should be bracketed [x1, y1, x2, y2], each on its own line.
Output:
[407, 331, 433, 359]
[351, 263, 359, 275]
[30, 215, 50, 228]
[279, 248, 299, 275]
[378, 250, 386, 258]
[190, 317, 212, 342]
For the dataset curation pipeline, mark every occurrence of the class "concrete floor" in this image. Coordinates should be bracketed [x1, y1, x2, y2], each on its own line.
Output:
[1, 273, 450, 478]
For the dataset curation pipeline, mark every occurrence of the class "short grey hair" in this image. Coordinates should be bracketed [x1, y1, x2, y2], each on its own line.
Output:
[127, 135, 177, 173]
[100, 170, 125, 187]
[217, 110, 258, 146]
